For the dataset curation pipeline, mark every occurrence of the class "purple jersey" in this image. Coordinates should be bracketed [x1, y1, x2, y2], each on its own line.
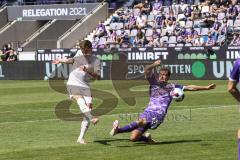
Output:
[213, 22, 221, 31]
[184, 6, 192, 17]
[228, 5, 238, 15]
[232, 36, 240, 46]
[153, 2, 162, 11]
[92, 40, 98, 49]
[221, 24, 227, 35]
[97, 23, 105, 32]
[229, 59, 240, 83]
[207, 37, 215, 46]
[180, 28, 188, 38]
[145, 74, 184, 114]
[187, 29, 198, 37]
[155, 15, 166, 26]
[128, 15, 136, 25]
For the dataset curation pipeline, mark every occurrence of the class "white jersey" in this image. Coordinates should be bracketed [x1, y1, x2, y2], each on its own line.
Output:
[67, 54, 101, 88]
[74, 49, 83, 57]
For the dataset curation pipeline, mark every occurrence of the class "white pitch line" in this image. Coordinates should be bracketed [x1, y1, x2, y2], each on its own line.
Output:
[173, 105, 239, 111]
[0, 118, 61, 125]
[105, 105, 239, 117]
[0, 105, 238, 125]
[0, 111, 12, 114]
[0, 104, 237, 114]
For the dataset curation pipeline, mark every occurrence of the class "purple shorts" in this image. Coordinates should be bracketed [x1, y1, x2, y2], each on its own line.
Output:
[137, 110, 166, 133]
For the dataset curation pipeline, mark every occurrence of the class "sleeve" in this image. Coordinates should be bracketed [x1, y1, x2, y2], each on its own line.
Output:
[229, 60, 240, 81]
[72, 56, 77, 61]
[174, 84, 185, 90]
[147, 73, 157, 85]
[74, 50, 83, 57]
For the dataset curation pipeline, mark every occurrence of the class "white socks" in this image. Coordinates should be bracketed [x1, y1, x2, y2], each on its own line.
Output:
[79, 117, 90, 141]
[76, 97, 95, 143]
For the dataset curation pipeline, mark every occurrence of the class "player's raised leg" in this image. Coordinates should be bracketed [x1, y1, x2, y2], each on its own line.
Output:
[110, 119, 155, 143]
[110, 120, 140, 136]
[84, 96, 99, 124]
[74, 95, 99, 124]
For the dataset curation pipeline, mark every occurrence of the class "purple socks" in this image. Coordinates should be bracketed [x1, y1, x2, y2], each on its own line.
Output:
[139, 136, 149, 142]
[118, 121, 139, 133]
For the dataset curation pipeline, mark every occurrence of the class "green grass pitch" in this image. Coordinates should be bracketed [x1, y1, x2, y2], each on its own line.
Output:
[0, 80, 239, 160]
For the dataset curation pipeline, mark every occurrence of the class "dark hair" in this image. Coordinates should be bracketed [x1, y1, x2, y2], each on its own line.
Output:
[160, 67, 171, 77]
[2, 44, 8, 50]
[79, 40, 92, 50]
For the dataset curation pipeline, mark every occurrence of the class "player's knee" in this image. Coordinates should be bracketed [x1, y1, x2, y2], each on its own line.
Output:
[138, 119, 147, 127]
[130, 131, 141, 142]
[87, 103, 93, 110]
[130, 135, 139, 142]
[83, 117, 90, 123]
[77, 98, 91, 113]
[72, 95, 83, 101]
[82, 118, 90, 128]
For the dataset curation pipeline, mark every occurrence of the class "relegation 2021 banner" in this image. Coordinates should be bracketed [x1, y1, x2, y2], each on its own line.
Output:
[1, 45, 240, 80]
[7, 3, 99, 21]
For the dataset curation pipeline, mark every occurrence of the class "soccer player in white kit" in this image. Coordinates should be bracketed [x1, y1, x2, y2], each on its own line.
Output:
[53, 40, 101, 144]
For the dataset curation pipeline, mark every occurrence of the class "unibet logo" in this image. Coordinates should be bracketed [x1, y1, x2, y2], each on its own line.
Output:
[191, 61, 206, 78]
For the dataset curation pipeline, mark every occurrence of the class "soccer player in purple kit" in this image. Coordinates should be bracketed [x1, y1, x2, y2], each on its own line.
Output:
[227, 58, 240, 159]
[228, 58, 240, 102]
[110, 60, 216, 143]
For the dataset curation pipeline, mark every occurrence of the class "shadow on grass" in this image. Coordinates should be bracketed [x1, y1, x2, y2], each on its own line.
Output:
[149, 139, 202, 145]
[120, 139, 203, 147]
[94, 138, 130, 145]
[94, 139, 202, 147]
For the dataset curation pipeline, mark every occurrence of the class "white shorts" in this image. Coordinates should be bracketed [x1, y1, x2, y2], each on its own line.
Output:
[67, 85, 92, 104]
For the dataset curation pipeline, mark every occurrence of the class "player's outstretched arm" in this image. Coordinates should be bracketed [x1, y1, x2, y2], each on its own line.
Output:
[52, 58, 74, 64]
[144, 60, 161, 77]
[228, 80, 240, 102]
[184, 83, 216, 91]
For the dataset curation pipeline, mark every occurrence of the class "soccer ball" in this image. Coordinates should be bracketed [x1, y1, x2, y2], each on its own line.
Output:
[170, 88, 185, 102]
[44, 76, 49, 81]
